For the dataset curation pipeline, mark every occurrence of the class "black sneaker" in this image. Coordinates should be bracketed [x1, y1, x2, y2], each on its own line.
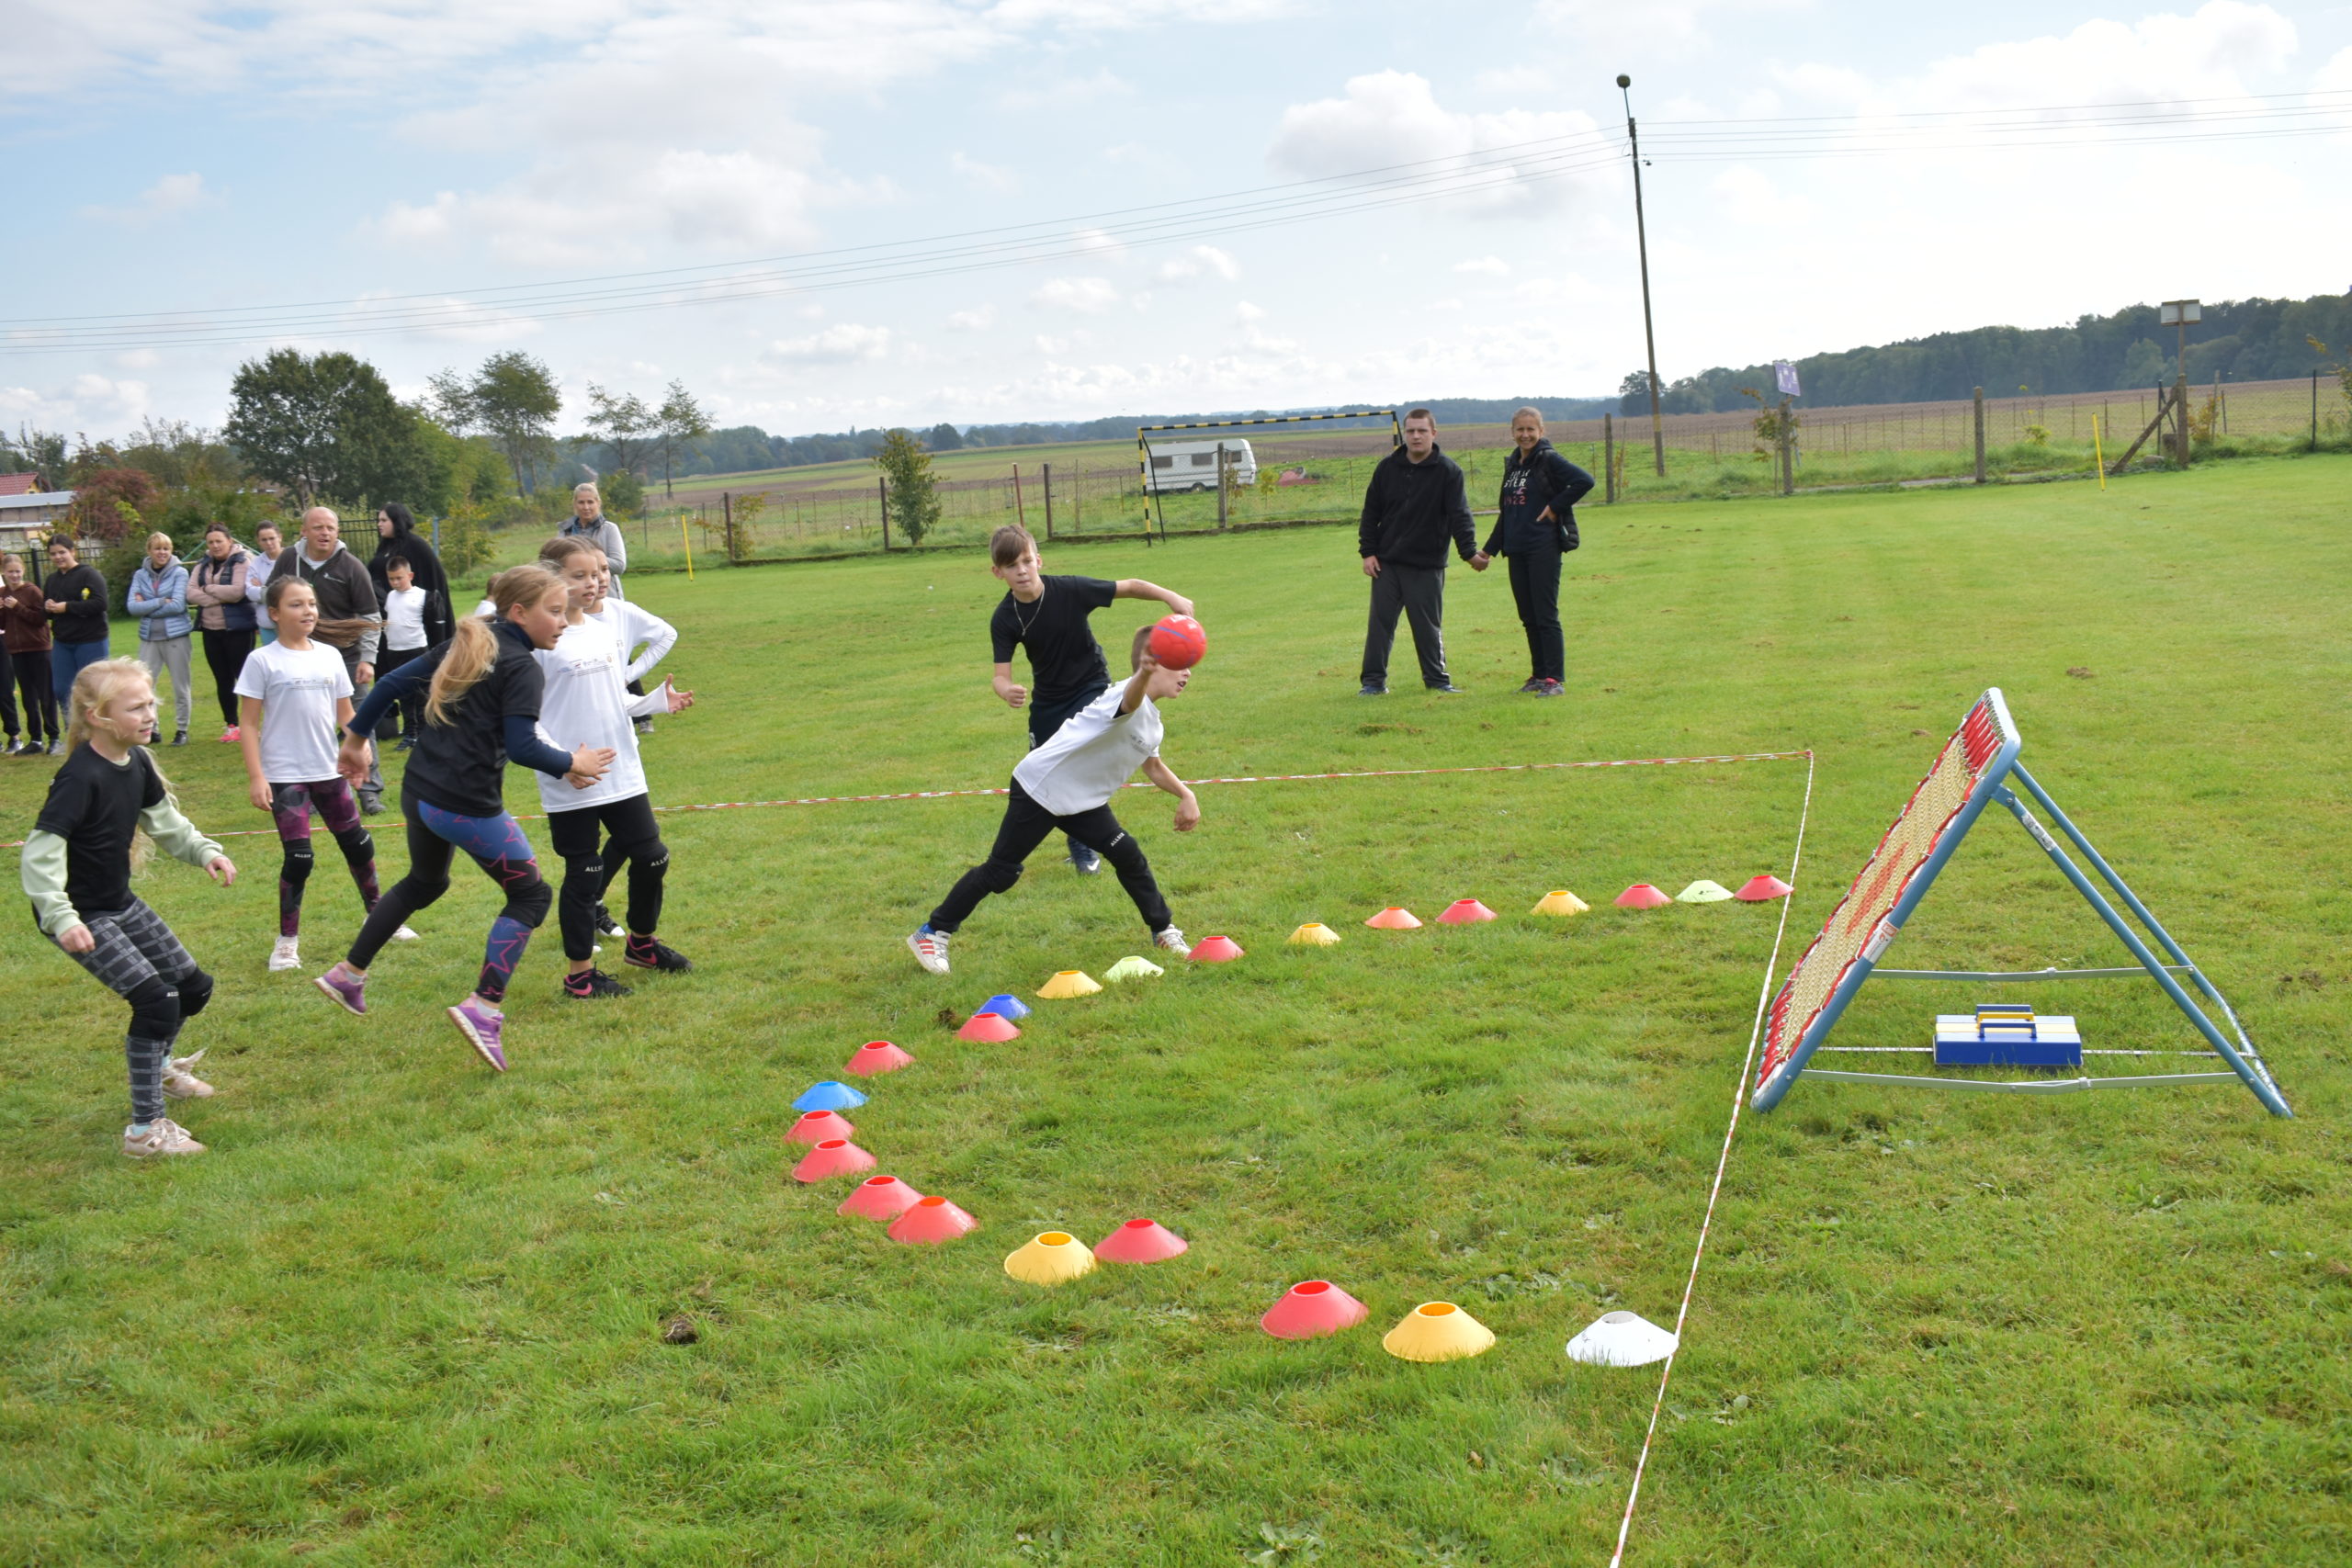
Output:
[1358, 682, 1386, 697]
[623, 935, 693, 973]
[563, 967, 635, 999]
[594, 903, 626, 939]
[633, 717, 654, 737]
[1535, 679, 1566, 698]
[1069, 843, 1102, 874]
[1518, 678, 1544, 694]
[392, 735, 416, 751]
[360, 794, 385, 816]
[1425, 682, 1465, 694]
[171, 729, 188, 746]
[45, 739, 62, 755]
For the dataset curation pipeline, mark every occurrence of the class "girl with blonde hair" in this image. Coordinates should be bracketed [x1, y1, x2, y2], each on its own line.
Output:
[311, 566, 614, 1070]
[19, 659, 238, 1156]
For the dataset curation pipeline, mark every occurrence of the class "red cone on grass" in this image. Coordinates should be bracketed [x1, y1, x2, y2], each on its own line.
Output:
[1437, 898, 1497, 924]
[1736, 874, 1793, 902]
[837, 1174, 923, 1221]
[1614, 883, 1672, 909]
[787, 1110, 854, 1145]
[1093, 1217, 1190, 1263]
[1261, 1280, 1371, 1339]
[1190, 934, 1245, 963]
[957, 1010, 1021, 1042]
[792, 1138, 877, 1183]
[846, 1039, 915, 1076]
[888, 1193, 978, 1245]
[1365, 907, 1422, 930]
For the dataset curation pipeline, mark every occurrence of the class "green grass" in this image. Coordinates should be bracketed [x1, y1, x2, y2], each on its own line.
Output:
[4, 459, 2348, 1564]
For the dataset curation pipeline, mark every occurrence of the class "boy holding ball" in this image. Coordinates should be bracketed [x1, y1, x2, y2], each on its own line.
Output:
[910, 626, 1199, 976]
[984, 525, 1193, 874]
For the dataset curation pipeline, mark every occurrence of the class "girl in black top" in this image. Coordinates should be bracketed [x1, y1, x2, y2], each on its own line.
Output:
[1476, 407, 1596, 695]
[19, 658, 238, 1156]
[311, 565, 614, 1072]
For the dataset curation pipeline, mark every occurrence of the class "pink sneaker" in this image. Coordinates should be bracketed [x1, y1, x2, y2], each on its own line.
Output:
[449, 998, 507, 1071]
[313, 964, 367, 1016]
[161, 1050, 216, 1100]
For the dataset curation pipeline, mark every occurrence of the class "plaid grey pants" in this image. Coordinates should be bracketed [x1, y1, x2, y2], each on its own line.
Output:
[55, 897, 199, 1123]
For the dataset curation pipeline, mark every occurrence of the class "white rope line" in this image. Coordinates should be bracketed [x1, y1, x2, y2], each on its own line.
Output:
[1608, 748, 1817, 1567]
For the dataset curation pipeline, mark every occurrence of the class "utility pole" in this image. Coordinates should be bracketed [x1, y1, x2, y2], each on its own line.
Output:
[1620, 73, 1667, 478]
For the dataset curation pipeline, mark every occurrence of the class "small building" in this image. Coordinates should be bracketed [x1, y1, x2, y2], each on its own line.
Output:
[0, 490, 76, 558]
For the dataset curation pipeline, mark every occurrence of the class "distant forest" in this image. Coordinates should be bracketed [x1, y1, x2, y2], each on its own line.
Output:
[610, 288, 2352, 479]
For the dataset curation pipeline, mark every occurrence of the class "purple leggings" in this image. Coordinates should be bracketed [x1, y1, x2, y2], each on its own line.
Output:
[271, 778, 379, 938]
[347, 798, 551, 1004]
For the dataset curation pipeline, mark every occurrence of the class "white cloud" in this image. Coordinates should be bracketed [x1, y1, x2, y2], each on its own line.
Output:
[79, 172, 210, 223]
[1069, 227, 1125, 256]
[1266, 72, 1612, 212]
[1158, 245, 1240, 283]
[997, 66, 1133, 110]
[766, 323, 893, 365]
[1474, 66, 1551, 96]
[1709, 166, 1815, 227]
[1533, 0, 1800, 54]
[1032, 276, 1121, 313]
[951, 152, 1020, 194]
[1453, 255, 1510, 276]
[2320, 46, 2352, 91]
[0, 374, 153, 431]
[947, 306, 996, 331]
[1233, 300, 1267, 321]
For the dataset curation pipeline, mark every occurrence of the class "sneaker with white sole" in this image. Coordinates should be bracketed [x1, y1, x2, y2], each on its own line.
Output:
[1153, 927, 1192, 959]
[123, 1117, 205, 1157]
[1069, 843, 1102, 874]
[448, 998, 507, 1071]
[594, 904, 626, 939]
[906, 928, 950, 976]
[314, 964, 368, 1016]
[268, 935, 302, 972]
[161, 1050, 216, 1100]
[390, 924, 420, 942]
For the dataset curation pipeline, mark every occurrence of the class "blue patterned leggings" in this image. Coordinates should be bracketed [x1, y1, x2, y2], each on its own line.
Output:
[346, 798, 550, 1003]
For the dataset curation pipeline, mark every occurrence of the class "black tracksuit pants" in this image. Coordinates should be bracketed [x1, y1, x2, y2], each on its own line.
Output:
[929, 780, 1170, 934]
[1360, 561, 1450, 688]
[1506, 546, 1565, 683]
[551, 795, 667, 961]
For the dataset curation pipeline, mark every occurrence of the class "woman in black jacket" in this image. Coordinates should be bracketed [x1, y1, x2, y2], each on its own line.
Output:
[368, 503, 455, 649]
[1476, 407, 1595, 696]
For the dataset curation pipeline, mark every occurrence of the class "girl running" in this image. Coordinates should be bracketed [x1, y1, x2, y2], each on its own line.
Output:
[312, 565, 614, 1071]
[534, 538, 695, 999]
[19, 659, 237, 1156]
[236, 577, 413, 973]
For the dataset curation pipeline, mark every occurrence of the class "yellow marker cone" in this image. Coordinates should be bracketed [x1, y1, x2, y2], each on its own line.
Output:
[1004, 1230, 1099, 1286]
[1288, 922, 1342, 946]
[1382, 1301, 1497, 1362]
[1103, 955, 1165, 981]
[1036, 970, 1102, 999]
[1531, 889, 1590, 917]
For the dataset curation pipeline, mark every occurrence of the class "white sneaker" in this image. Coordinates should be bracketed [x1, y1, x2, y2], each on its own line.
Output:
[1153, 927, 1191, 959]
[906, 928, 950, 976]
[123, 1117, 206, 1157]
[161, 1050, 216, 1100]
[268, 936, 302, 972]
[391, 924, 420, 942]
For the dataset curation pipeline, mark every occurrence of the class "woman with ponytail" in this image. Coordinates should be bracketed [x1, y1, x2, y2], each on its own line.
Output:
[311, 566, 614, 1070]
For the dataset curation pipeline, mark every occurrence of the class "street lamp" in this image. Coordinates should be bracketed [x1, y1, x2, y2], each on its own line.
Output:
[1620, 73, 1666, 478]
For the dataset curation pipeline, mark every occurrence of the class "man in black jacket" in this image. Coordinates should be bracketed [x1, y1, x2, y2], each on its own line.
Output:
[1357, 409, 1482, 695]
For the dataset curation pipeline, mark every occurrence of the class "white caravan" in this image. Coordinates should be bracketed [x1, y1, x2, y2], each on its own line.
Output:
[1145, 438, 1258, 493]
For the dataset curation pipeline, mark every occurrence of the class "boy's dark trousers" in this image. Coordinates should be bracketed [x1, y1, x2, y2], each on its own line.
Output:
[929, 780, 1170, 933]
[1507, 546, 1565, 683]
[1360, 561, 1450, 689]
[377, 646, 427, 738]
[1027, 682, 1109, 862]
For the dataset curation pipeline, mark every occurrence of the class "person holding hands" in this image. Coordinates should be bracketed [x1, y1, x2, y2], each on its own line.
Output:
[1356, 409, 1479, 696]
[1474, 407, 1595, 697]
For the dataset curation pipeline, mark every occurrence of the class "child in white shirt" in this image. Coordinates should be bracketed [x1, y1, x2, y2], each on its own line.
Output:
[377, 555, 432, 749]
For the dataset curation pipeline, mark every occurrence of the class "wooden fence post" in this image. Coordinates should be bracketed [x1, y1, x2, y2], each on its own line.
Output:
[2314, 369, 2323, 452]
[722, 492, 737, 563]
[1779, 398, 1794, 496]
[878, 477, 890, 551]
[2175, 372, 2191, 466]
[1603, 413, 1616, 503]
[1973, 388, 1986, 483]
[1042, 463, 1054, 540]
[1216, 443, 1228, 528]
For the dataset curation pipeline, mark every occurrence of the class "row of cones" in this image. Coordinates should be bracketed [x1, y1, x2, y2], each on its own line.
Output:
[1284, 877, 1791, 941]
[1256, 1283, 1680, 1366]
[1002, 1217, 1190, 1283]
[788, 1043, 987, 1245]
[1614, 874, 1791, 908]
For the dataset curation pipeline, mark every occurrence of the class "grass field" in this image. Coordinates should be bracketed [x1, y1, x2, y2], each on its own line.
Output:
[3, 459, 2347, 1564]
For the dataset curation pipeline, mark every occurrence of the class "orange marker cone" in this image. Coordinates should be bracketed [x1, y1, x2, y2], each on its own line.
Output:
[1736, 874, 1793, 902]
[1382, 1301, 1497, 1362]
[957, 1010, 1021, 1042]
[1437, 898, 1496, 924]
[1092, 1217, 1189, 1263]
[837, 1174, 922, 1221]
[1365, 907, 1422, 930]
[1613, 883, 1671, 909]
[792, 1138, 877, 1183]
[888, 1193, 978, 1245]
[845, 1039, 915, 1077]
[1261, 1280, 1370, 1339]
[1190, 934, 1244, 963]
[786, 1109, 854, 1145]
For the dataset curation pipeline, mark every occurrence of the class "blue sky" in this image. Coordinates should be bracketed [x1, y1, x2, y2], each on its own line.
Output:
[5, 0, 2348, 441]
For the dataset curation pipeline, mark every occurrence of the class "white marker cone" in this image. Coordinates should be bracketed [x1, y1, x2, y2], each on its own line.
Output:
[1565, 1310, 1679, 1368]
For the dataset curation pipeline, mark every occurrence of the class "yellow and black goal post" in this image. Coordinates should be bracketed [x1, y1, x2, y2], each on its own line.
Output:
[1136, 410, 1404, 540]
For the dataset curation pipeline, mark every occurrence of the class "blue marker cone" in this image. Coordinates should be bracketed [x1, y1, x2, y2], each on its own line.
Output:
[793, 1080, 868, 1113]
[978, 992, 1033, 1021]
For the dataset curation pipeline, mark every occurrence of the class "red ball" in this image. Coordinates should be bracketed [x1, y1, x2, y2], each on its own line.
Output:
[1147, 614, 1206, 670]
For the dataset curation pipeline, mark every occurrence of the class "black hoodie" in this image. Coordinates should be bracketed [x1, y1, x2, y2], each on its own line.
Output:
[1356, 443, 1476, 569]
[1482, 439, 1596, 557]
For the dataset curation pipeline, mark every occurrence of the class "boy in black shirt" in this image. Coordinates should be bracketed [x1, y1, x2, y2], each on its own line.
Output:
[986, 525, 1192, 873]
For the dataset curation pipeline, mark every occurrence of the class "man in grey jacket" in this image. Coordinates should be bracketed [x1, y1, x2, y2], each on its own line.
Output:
[562, 484, 628, 601]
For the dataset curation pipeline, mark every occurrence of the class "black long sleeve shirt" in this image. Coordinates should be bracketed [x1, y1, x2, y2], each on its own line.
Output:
[1357, 445, 1476, 569]
[1482, 440, 1596, 557]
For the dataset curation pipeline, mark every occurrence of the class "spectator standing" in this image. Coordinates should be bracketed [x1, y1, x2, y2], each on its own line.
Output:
[186, 524, 257, 739]
[268, 507, 384, 812]
[368, 503, 454, 649]
[246, 522, 287, 646]
[376, 556, 431, 749]
[1356, 409, 1481, 696]
[0, 555, 17, 754]
[1475, 407, 1595, 697]
[128, 533, 195, 746]
[43, 537, 112, 718]
[561, 483, 629, 601]
[1, 553, 59, 753]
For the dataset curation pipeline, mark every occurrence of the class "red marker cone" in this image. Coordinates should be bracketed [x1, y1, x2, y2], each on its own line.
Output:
[786, 1109, 854, 1145]
[1365, 907, 1422, 930]
[1190, 934, 1245, 963]
[957, 1010, 1021, 1042]
[845, 1039, 915, 1076]
[1093, 1217, 1190, 1263]
[1261, 1280, 1371, 1339]
[888, 1193, 978, 1245]
[1613, 883, 1671, 908]
[792, 1138, 877, 1183]
[1736, 874, 1793, 902]
[837, 1174, 922, 1222]
[1436, 898, 1497, 924]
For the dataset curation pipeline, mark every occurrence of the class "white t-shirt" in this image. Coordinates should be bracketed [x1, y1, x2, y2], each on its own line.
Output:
[1012, 682, 1162, 816]
[233, 639, 354, 784]
[590, 598, 677, 683]
[531, 618, 666, 811]
[383, 585, 428, 651]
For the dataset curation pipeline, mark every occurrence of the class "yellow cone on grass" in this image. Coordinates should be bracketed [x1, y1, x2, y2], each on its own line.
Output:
[1103, 955, 1164, 981]
[1288, 922, 1342, 946]
[1036, 970, 1102, 999]
[1004, 1230, 1099, 1286]
[1382, 1301, 1497, 1362]
[1531, 889, 1590, 917]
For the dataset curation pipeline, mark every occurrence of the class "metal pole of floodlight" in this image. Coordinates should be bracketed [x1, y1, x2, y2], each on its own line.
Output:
[1620, 73, 1667, 479]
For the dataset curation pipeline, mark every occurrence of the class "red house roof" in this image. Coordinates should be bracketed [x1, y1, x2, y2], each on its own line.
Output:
[0, 473, 44, 497]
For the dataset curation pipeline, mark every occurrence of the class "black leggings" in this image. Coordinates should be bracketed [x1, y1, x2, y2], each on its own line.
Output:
[349, 797, 551, 1003]
[12, 648, 56, 743]
[201, 628, 254, 728]
[550, 795, 667, 962]
[929, 780, 1169, 934]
